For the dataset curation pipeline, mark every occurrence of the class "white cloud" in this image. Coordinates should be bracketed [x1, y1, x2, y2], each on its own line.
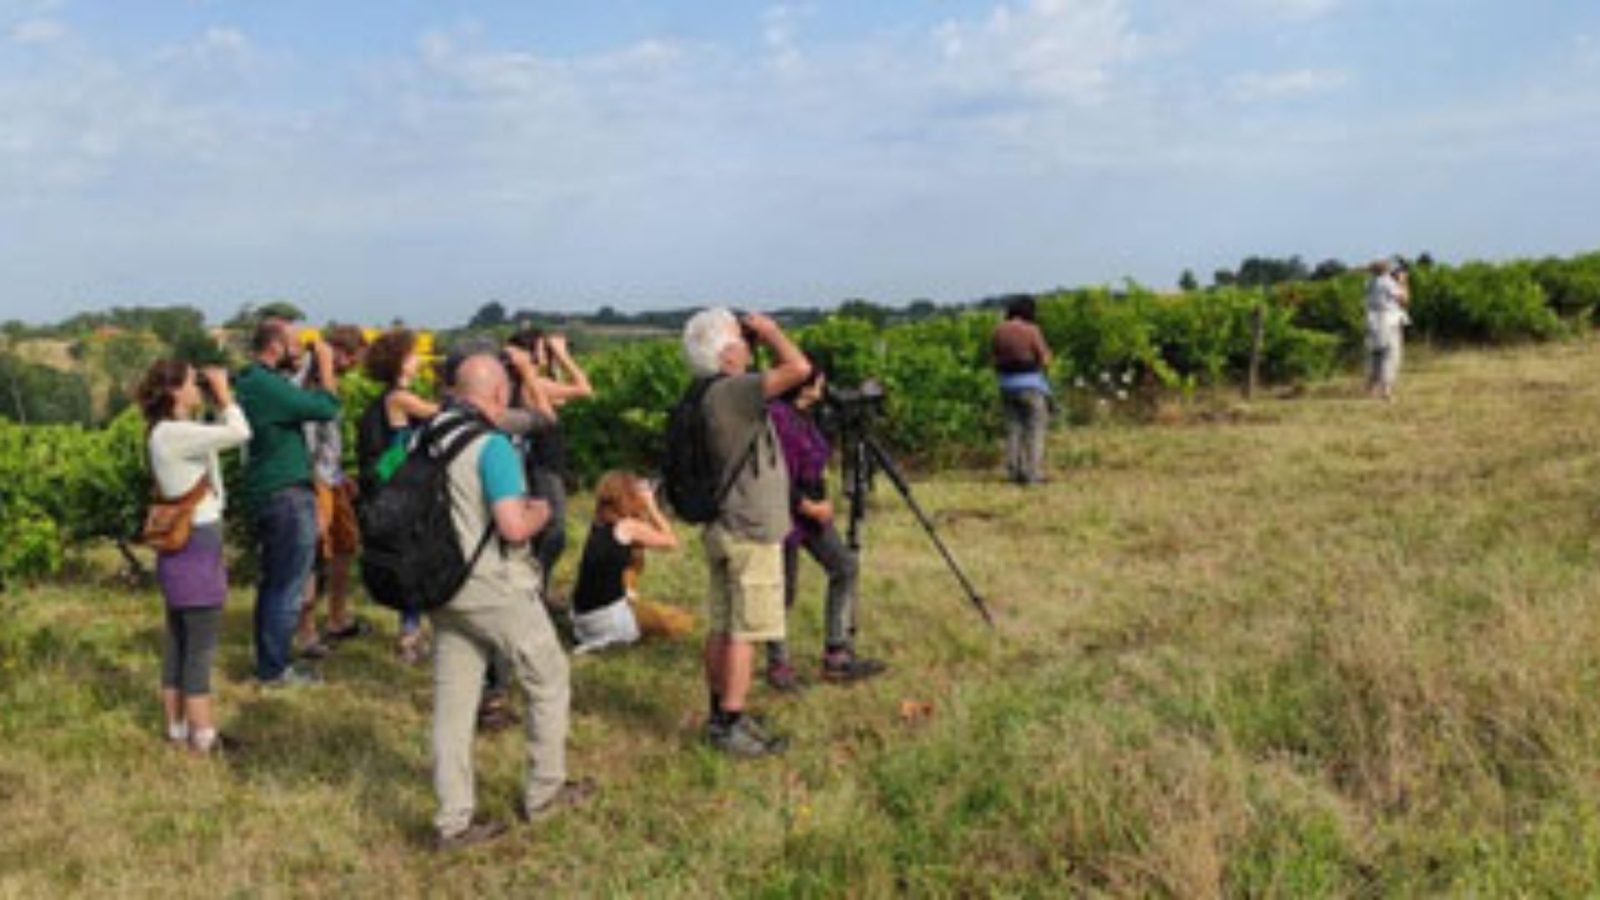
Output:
[934, 0, 1140, 103]
[1227, 68, 1348, 102]
[10, 17, 65, 44]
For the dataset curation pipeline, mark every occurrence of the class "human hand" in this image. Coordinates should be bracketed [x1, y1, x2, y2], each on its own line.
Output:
[546, 334, 570, 358]
[503, 345, 532, 370]
[808, 499, 834, 526]
[200, 367, 232, 404]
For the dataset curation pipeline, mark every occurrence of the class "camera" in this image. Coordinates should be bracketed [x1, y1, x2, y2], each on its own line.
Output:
[820, 378, 886, 434]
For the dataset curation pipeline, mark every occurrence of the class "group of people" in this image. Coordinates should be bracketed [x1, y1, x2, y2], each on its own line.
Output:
[134, 308, 895, 849]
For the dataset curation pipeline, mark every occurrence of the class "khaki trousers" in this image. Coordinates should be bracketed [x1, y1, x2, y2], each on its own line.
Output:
[429, 586, 570, 837]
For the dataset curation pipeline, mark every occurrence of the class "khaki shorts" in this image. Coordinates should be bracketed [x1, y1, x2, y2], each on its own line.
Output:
[315, 481, 360, 559]
[703, 526, 785, 642]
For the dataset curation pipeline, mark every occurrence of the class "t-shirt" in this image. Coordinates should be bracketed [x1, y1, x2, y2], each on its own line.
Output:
[702, 373, 789, 543]
[992, 319, 1050, 374]
[478, 433, 526, 508]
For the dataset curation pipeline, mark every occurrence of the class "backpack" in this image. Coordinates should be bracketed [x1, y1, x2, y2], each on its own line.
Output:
[355, 389, 396, 498]
[661, 376, 761, 524]
[359, 411, 495, 614]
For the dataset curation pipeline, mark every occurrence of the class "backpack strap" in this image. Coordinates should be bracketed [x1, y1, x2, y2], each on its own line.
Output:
[422, 409, 499, 580]
[697, 376, 766, 509]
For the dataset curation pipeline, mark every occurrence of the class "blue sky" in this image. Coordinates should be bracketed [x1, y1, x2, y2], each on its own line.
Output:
[1, 0, 1597, 325]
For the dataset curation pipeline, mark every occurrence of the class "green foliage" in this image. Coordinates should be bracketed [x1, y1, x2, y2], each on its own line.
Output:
[0, 410, 146, 584]
[0, 352, 93, 425]
[1410, 263, 1564, 343]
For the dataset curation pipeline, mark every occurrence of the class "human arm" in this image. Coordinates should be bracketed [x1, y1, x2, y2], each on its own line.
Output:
[615, 482, 678, 550]
[152, 407, 253, 460]
[744, 313, 812, 399]
[479, 434, 550, 543]
[539, 335, 593, 406]
[387, 389, 439, 425]
[505, 345, 557, 421]
[248, 362, 341, 423]
[1031, 324, 1053, 369]
[797, 497, 834, 527]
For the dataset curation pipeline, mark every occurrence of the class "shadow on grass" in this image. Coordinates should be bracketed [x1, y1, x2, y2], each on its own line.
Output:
[224, 692, 432, 842]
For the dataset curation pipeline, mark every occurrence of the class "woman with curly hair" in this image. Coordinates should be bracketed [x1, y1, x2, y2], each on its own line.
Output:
[358, 328, 440, 663]
[137, 360, 251, 754]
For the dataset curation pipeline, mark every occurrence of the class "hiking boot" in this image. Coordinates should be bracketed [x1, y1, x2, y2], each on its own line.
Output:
[517, 778, 598, 824]
[707, 715, 788, 758]
[822, 651, 887, 684]
[765, 661, 804, 693]
[434, 819, 506, 852]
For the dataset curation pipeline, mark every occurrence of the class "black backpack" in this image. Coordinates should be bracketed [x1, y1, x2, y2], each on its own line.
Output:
[359, 411, 495, 614]
[354, 389, 395, 498]
[661, 376, 761, 524]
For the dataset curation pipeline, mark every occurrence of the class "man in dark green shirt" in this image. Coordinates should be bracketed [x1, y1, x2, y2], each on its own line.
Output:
[235, 317, 341, 685]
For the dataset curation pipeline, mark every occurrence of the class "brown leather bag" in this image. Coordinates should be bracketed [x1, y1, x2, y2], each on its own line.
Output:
[139, 475, 211, 554]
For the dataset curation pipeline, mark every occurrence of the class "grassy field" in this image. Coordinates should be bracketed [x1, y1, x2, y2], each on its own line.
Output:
[6, 341, 1600, 897]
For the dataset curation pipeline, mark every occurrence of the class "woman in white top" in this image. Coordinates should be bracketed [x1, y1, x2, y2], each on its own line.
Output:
[137, 360, 251, 754]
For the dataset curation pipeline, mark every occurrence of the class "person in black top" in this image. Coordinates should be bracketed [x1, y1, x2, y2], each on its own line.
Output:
[570, 471, 693, 652]
[505, 329, 594, 603]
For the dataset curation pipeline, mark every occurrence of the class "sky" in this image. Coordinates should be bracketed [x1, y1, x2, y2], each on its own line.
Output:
[1, 0, 1597, 326]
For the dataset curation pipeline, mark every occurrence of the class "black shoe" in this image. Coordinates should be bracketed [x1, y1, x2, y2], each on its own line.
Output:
[323, 618, 372, 643]
[707, 715, 788, 758]
[434, 819, 506, 852]
[822, 651, 887, 684]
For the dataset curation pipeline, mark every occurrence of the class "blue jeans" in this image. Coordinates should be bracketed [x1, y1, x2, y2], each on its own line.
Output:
[252, 485, 318, 681]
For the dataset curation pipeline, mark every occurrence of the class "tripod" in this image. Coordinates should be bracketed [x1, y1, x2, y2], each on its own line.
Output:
[839, 422, 994, 629]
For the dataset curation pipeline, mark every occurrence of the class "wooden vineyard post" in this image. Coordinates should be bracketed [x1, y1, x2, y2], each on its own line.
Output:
[1246, 302, 1265, 400]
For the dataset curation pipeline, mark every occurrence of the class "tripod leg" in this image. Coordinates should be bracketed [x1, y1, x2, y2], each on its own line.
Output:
[862, 437, 994, 628]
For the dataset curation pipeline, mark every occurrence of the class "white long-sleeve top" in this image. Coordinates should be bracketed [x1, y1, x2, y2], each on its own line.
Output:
[147, 405, 253, 526]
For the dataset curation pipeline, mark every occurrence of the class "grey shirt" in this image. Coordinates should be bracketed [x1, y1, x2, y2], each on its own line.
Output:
[703, 373, 789, 543]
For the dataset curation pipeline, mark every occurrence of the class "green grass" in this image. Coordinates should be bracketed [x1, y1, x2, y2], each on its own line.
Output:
[7, 341, 1600, 896]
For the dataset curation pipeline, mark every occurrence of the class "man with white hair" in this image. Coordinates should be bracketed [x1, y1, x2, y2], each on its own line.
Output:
[680, 308, 811, 757]
[426, 353, 591, 850]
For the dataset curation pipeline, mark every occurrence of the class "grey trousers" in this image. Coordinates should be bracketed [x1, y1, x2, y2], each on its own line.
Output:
[769, 524, 859, 664]
[429, 587, 570, 837]
[1002, 389, 1049, 484]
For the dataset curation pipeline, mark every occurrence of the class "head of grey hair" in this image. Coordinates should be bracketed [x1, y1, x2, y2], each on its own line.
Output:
[682, 307, 739, 377]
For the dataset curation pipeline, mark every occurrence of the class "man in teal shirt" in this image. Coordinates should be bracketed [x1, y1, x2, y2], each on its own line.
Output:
[235, 317, 341, 685]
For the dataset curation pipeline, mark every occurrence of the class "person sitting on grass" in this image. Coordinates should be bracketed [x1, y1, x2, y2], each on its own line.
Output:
[357, 328, 441, 665]
[570, 471, 694, 653]
[138, 360, 252, 754]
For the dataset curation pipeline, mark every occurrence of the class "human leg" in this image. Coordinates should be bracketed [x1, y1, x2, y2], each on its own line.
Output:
[253, 487, 319, 682]
[429, 616, 491, 839]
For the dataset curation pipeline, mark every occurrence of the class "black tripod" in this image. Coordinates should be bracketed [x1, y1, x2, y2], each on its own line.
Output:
[839, 422, 994, 629]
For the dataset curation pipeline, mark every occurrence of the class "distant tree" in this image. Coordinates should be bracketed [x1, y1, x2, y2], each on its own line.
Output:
[1213, 268, 1237, 288]
[1310, 259, 1348, 281]
[595, 305, 623, 324]
[1236, 256, 1309, 288]
[1178, 270, 1199, 292]
[1416, 252, 1436, 269]
[837, 298, 889, 328]
[905, 299, 938, 319]
[255, 301, 305, 322]
[468, 302, 507, 329]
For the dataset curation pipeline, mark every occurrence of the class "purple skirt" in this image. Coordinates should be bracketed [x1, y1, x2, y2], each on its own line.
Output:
[156, 522, 228, 610]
